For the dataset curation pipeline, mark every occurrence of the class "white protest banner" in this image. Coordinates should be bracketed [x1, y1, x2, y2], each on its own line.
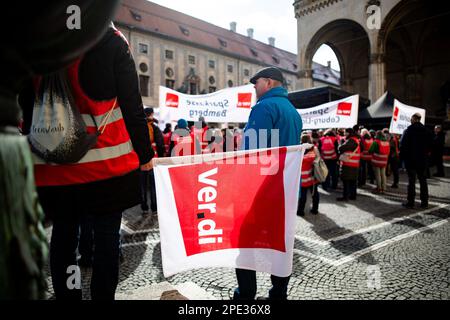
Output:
[153, 145, 306, 277]
[298, 95, 359, 129]
[389, 99, 426, 134]
[158, 85, 256, 127]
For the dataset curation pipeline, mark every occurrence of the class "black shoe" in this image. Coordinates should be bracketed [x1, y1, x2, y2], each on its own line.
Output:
[402, 202, 414, 209]
[433, 173, 445, 177]
[336, 197, 348, 202]
[297, 211, 305, 216]
[420, 203, 429, 209]
[310, 209, 319, 214]
[349, 197, 357, 201]
[391, 184, 398, 189]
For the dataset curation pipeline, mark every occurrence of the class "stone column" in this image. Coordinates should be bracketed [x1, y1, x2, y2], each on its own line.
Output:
[368, 53, 386, 103]
[298, 69, 314, 89]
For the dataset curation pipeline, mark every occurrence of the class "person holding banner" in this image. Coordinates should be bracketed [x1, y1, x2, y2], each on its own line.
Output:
[337, 128, 360, 201]
[400, 113, 433, 209]
[234, 66, 302, 300]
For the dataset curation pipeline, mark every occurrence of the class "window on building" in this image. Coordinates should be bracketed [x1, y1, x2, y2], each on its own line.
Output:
[272, 55, 280, 64]
[166, 79, 175, 89]
[139, 62, 148, 73]
[209, 76, 215, 85]
[244, 69, 250, 77]
[188, 55, 196, 65]
[208, 60, 215, 69]
[209, 86, 216, 93]
[165, 50, 174, 59]
[190, 83, 197, 95]
[250, 48, 258, 57]
[138, 43, 148, 54]
[139, 75, 149, 97]
[227, 65, 233, 73]
[228, 80, 233, 87]
[293, 63, 298, 70]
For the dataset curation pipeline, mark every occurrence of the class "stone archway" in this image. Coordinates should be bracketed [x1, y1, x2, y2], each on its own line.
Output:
[303, 19, 371, 98]
[379, 0, 450, 116]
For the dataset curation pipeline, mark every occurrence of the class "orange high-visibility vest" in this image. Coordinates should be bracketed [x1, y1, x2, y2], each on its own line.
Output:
[301, 149, 319, 188]
[341, 137, 361, 168]
[372, 139, 390, 168]
[33, 58, 140, 187]
[361, 137, 374, 161]
[320, 136, 337, 160]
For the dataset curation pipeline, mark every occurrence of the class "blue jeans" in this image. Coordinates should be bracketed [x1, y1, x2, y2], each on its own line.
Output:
[233, 269, 290, 300]
[50, 209, 122, 300]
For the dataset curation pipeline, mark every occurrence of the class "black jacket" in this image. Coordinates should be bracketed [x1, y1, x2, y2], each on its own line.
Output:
[400, 122, 433, 169]
[20, 27, 153, 216]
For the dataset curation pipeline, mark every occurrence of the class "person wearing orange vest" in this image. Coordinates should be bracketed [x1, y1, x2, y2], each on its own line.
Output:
[359, 128, 374, 187]
[20, 26, 154, 300]
[298, 134, 320, 216]
[320, 129, 339, 190]
[162, 123, 173, 157]
[337, 128, 361, 201]
[369, 130, 390, 194]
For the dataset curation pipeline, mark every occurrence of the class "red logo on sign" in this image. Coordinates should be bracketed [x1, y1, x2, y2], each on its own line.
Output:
[393, 106, 399, 121]
[237, 93, 252, 108]
[166, 93, 179, 108]
[337, 102, 352, 116]
[168, 150, 287, 256]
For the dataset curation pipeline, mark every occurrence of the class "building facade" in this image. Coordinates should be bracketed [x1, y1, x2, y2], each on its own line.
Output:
[295, 0, 450, 118]
[114, 0, 339, 109]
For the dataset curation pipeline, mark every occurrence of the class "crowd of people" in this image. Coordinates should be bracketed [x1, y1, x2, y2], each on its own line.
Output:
[13, 19, 446, 300]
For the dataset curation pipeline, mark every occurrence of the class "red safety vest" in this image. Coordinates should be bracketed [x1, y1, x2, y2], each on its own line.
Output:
[163, 132, 172, 157]
[341, 137, 361, 168]
[301, 149, 319, 188]
[320, 136, 337, 160]
[33, 58, 140, 187]
[372, 139, 390, 168]
[361, 137, 374, 161]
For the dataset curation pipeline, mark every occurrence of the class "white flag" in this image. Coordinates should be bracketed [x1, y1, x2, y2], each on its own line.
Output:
[153, 146, 306, 278]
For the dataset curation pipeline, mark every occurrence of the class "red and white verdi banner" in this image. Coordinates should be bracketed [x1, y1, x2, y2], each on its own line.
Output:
[298, 95, 359, 130]
[389, 99, 426, 135]
[153, 145, 306, 277]
[158, 85, 256, 127]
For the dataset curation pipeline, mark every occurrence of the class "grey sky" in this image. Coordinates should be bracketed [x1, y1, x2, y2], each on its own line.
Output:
[148, 0, 339, 70]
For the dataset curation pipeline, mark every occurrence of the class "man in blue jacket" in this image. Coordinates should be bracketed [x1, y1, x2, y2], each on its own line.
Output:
[234, 67, 302, 300]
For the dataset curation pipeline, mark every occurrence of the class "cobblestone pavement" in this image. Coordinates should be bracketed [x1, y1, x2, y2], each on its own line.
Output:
[45, 164, 450, 300]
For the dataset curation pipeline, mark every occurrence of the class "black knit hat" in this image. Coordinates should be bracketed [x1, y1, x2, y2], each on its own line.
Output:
[250, 67, 284, 84]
